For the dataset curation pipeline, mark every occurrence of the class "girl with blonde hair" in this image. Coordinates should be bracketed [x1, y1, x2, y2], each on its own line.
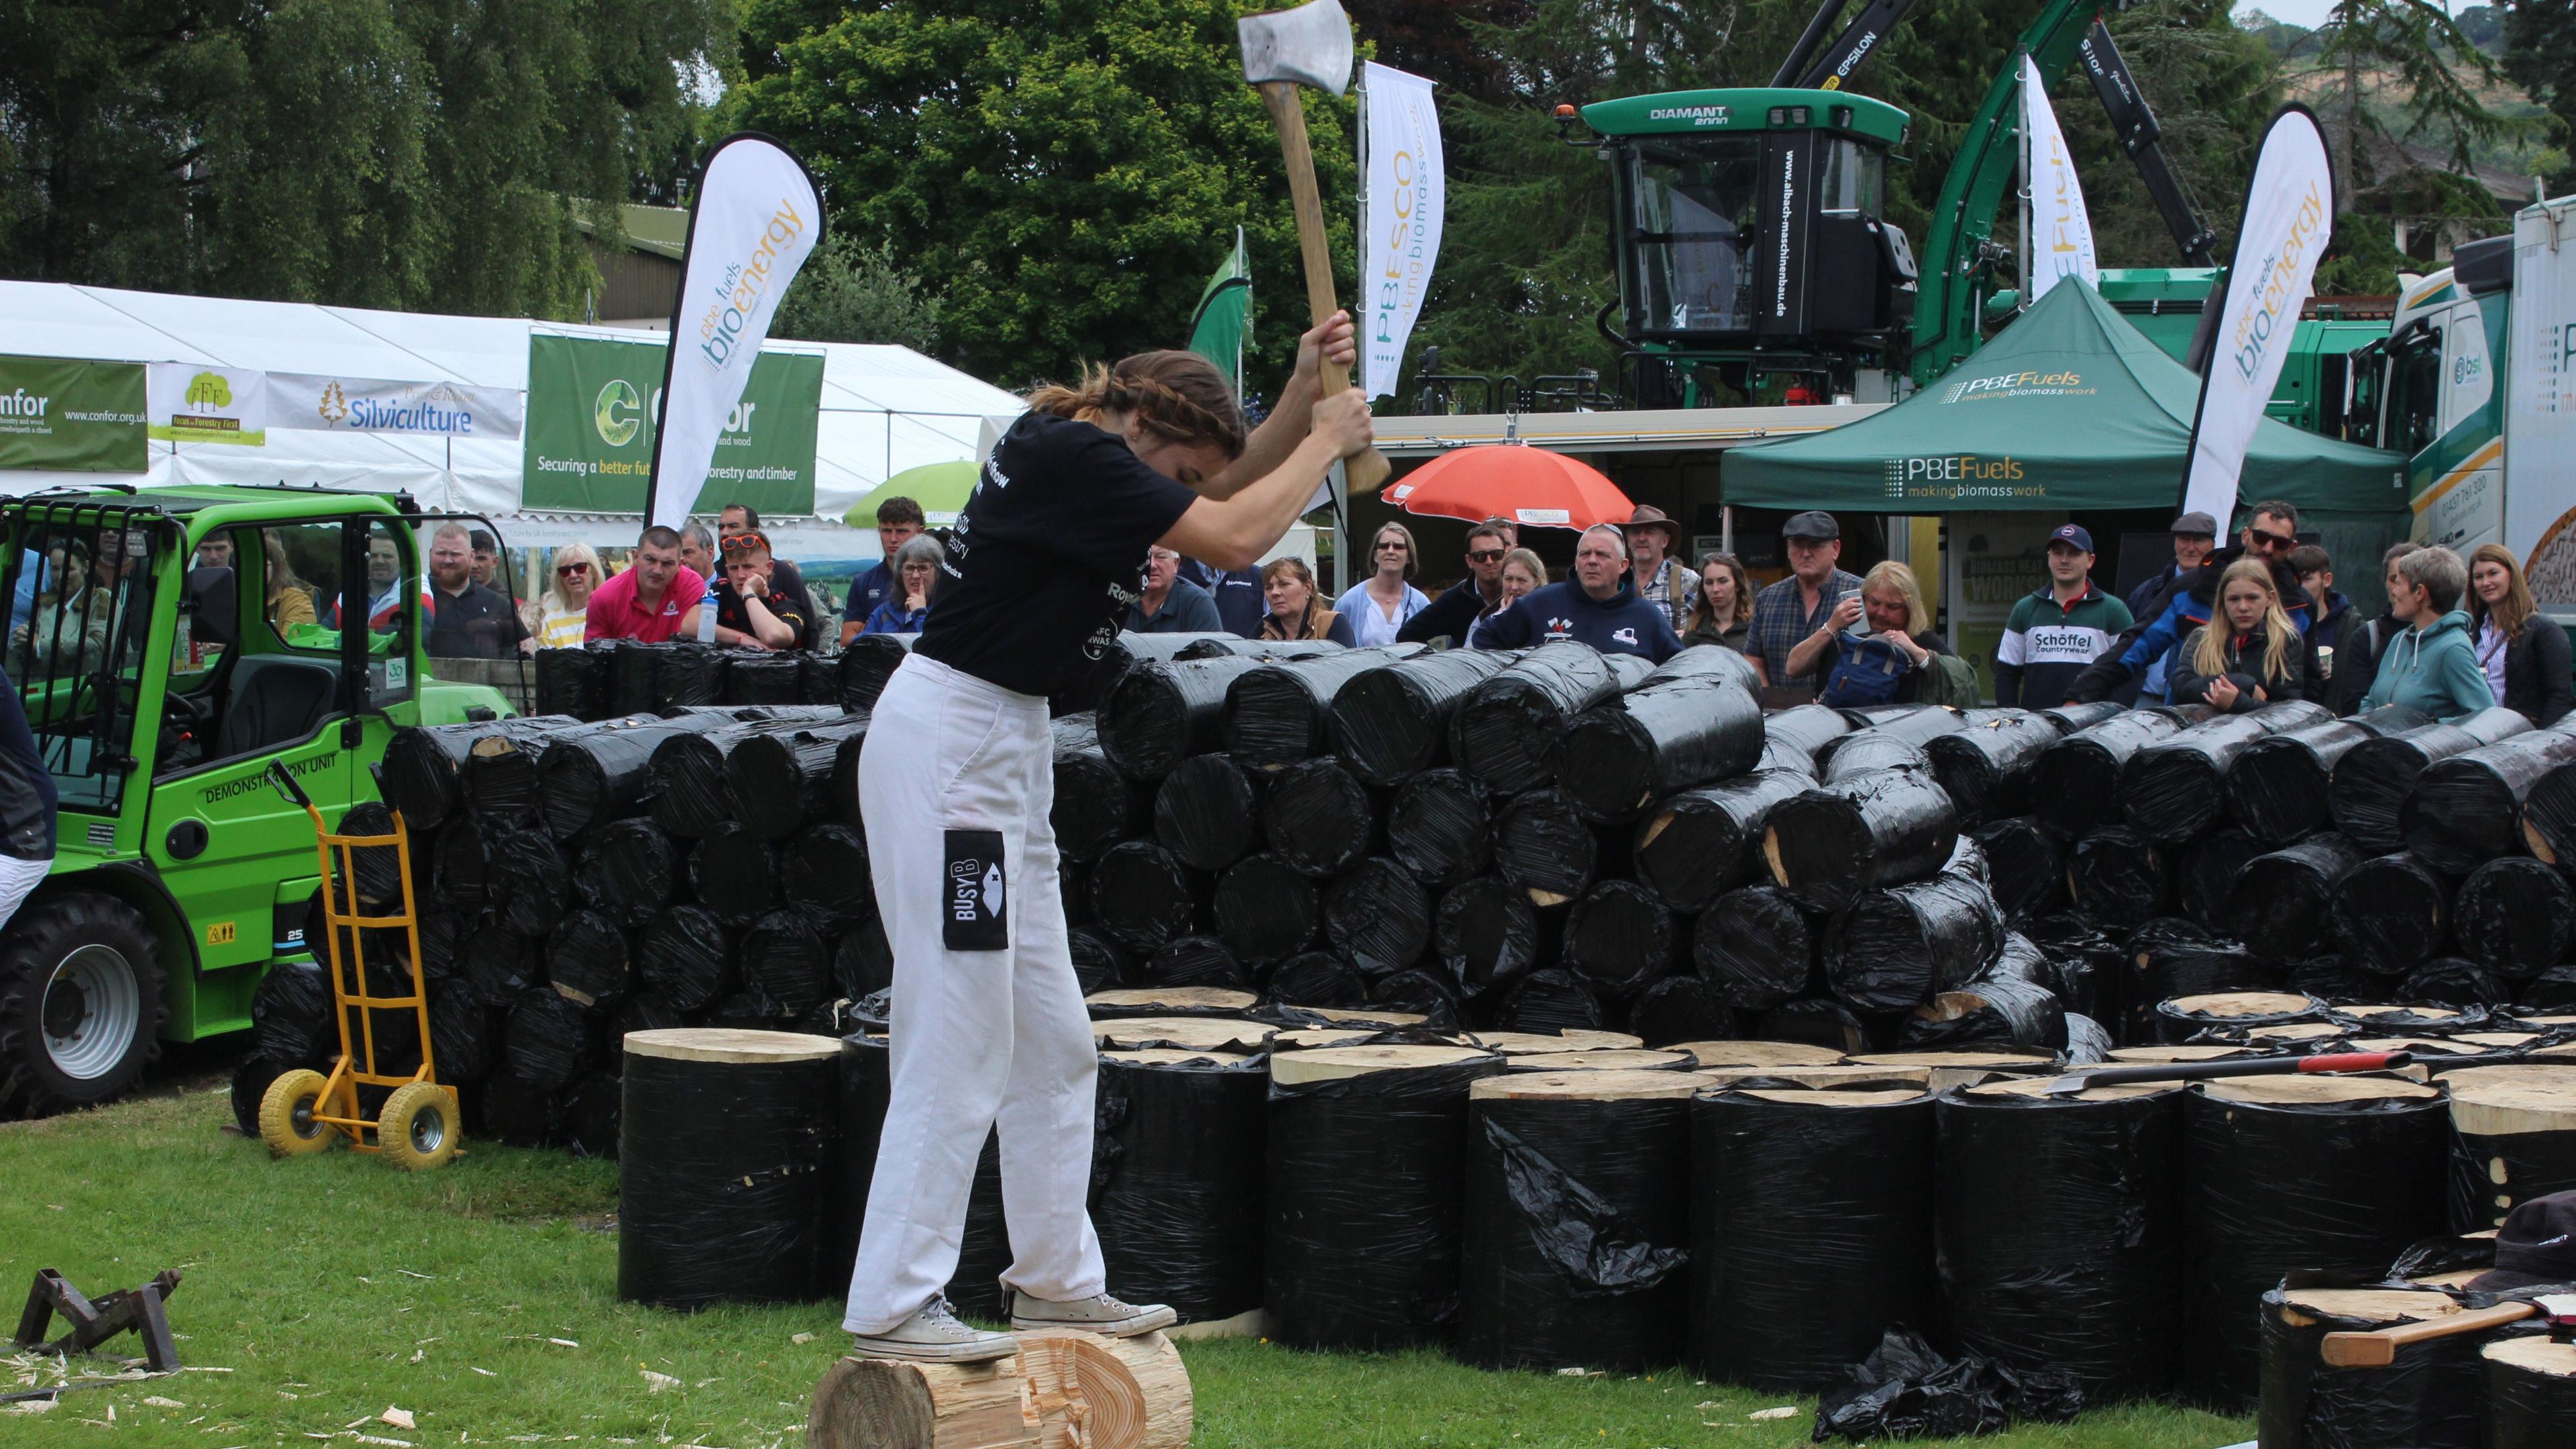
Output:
[2171, 557, 2305, 711]
[529, 543, 602, 649]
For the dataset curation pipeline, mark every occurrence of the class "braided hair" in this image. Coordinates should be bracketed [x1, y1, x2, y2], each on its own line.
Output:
[1029, 350, 1247, 460]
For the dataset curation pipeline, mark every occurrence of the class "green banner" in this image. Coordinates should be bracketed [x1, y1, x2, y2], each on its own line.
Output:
[522, 334, 822, 514]
[0, 356, 148, 472]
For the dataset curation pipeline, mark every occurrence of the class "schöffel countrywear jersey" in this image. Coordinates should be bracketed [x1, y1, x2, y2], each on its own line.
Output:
[1993, 581, 2133, 707]
[916, 413, 1199, 698]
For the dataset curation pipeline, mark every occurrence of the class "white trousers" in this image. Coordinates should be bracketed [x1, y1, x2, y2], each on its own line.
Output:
[842, 653, 1104, 1333]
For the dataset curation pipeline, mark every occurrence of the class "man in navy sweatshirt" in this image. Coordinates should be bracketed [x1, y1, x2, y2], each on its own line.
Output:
[1474, 523, 1683, 662]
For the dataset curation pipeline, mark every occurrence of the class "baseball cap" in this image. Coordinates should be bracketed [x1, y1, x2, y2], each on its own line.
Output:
[2170, 511, 2218, 537]
[2047, 523, 2095, 553]
[2469, 1191, 2576, 1291]
[1782, 511, 1840, 542]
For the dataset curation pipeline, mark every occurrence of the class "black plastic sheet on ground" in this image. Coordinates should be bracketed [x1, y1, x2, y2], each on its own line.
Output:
[2328, 853, 2455, 977]
[1091, 1051, 1269, 1323]
[2332, 707, 2534, 851]
[1458, 1100, 1690, 1372]
[2453, 857, 2576, 980]
[1631, 770, 1809, 914]
[1693, 886, 1817, 1012]
[2405, 725, 2576, 873]
[1813, 1328, 2084, 1442]
[1328, 648, 1515, 786]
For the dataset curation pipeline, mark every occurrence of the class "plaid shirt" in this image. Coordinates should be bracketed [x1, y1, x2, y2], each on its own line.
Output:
[1748, 568, 1864, 686]
[1634, 557, 1700, 635]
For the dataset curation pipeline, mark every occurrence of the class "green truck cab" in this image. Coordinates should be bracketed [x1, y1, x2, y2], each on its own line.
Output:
[0, 484, 511, 1118]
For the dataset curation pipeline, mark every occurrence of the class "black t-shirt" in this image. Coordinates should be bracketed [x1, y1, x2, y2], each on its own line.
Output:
[713, 577, 814, 650]
[918, 413, 1199, 696]
[427, 580, 526, 659]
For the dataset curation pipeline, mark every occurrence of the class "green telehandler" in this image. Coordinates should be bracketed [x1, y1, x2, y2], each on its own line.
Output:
[0, 483, 513, 1118]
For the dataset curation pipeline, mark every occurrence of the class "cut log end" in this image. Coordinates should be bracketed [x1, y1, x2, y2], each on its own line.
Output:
[1014, 1328, 1192, 1449]
[808, 1354, 1037, 1449]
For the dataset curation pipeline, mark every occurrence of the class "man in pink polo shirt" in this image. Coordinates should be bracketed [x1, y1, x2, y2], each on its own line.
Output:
[584, 525, 705, 643]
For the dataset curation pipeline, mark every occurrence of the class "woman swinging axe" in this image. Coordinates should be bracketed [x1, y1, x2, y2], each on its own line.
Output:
[842, 314, 1375, 1361]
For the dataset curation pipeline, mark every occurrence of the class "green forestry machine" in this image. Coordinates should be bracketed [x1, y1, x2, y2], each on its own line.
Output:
[1561, 0, 2226, 406]
[0, 485, 513, 1118]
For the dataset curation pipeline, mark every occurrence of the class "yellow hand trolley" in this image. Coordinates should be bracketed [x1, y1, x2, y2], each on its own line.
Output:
[255, 760, 460, 1169]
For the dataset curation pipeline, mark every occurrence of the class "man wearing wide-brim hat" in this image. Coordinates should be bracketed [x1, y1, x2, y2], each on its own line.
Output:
[1625, 505, 1697, 634]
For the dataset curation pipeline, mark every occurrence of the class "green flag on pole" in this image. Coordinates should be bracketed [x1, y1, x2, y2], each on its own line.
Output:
[1187, 227, 1252, 394]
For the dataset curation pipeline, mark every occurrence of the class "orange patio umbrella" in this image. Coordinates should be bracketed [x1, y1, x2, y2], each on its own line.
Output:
[1382, 445, 1635, 531]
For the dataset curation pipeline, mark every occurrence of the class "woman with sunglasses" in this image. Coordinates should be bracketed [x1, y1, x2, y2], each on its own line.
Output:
[839, 317, 1372, 1365]
[1332, 521, 1430, 647]
[529, 543, 600, 649]
[2068, 500, 2318, 705]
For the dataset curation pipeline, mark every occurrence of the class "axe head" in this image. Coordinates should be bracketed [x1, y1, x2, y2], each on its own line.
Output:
[1238, 0, 1354, 96]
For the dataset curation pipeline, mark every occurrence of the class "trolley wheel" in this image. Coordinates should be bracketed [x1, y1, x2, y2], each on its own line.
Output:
[377, 1082, 460, 1171]
[258, 1069, 341, 1157]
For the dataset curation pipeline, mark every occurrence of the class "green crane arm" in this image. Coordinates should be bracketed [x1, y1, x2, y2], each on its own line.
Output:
[1906, 0, 2107, 385]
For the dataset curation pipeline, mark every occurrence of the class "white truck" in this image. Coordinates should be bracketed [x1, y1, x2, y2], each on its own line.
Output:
[2355, 194, 2576, 619]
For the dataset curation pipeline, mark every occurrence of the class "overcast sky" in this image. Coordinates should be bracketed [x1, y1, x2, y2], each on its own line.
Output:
[2234, 1, 2339, 28]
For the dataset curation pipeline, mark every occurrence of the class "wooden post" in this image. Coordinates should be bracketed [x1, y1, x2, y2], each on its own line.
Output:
[807, 1331, 1191, 1449]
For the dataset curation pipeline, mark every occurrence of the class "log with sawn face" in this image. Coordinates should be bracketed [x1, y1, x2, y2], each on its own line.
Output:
[1237, 0, 1391, 494]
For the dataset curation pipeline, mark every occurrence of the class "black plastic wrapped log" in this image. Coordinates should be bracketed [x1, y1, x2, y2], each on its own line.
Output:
[504, 988, 602, 1093]
[1451, 642, 1639, 793]
[1626, 973, 1735, 1046]
[1813, 705, 1964, 774]
[836, 632, 912, 710]
[2231, 704, 2432, 845]
[1050, 715, 1143, 863]
[1435, 877, 1548, 1000]
[2024, 916, 2127, 1030]
[2034, 710, 2190, 837]
[718, 651, 802, 706]
[555, 1069, 622, 1160]
[1265, 1044, 1509, 1350]
[1371, 969, 1461, 1024]
[741, 908, 833, 1018]
[1385, 769, 1491, 888]
[1552, 679, 1764, 824]
[1560, 879, 1675, 1000]
[2178, 826, 2264, 932]
[1823, 867, 2002, 1012]
[2447, 1068, 2576, 1229]
[572, 818, 681, 929]
[651, 641, 723, 709]
[1759, 703, 1849, 773]
[2332, 707, 2535, 851]
[2404, 726, 2576, 874]
[603, 639, 656, 717]
[780, 821, 873, 930]
[689, 820, 782, 928]
[1227, 648, 1405, 771]
[1816, 733, 1929, 785]
[2453, 857, 2575, 980]
[837, 918, 896, 999]
[1692, 886, 1816, 1012]
[635, 906, 732, 1013]
[1089, 840, 1199, 953]
[617, 1029, 840, 1309]
[2068, 824, 2174, 929]
[492, 831, 576, 939]
[1902, 934, 2068, 1050]
[461, 922, 538, 1008]
[1923, 710, 2060, 824]
[2039, 701, 2126, 734]
[1328, 647, 1516, 786]
[1762, 767, 1959, 914]
[2180, 1076, 2451, 1407]
[547, 910, 631, 1010]
[796, 651, 838, 708]
[727, 716, 871, 841]
[1211, 854, 1318, 965]
[1756, 998, 1872, 1055]
[534, 712, 722, 839]
[2224, 833, 2367, 961]
[1458, 1075, 1692, 1371]
[427, 982, 501, 1083]
[1049, 630, 1228, 716]
[1322, 857, 1432, 978]
[534, 646, 604, 720]
[2121, 702, 2332, 845]
[1968, 816, 2066, 921]
[2396, 956, 2509, 1008]
[648, 721, 801, 839]
[384, 714, 580, 830]
[1691, 1086, 1936, 1389]
[1631, 770, 1809, 914]
[335, 801, 408, 908]
[820, 1032, 887, 1295]
[2125, 920, 2266, 1046]
[1495, 789, 1601, 908]
[1092, 1049, 1269, 1323]
[1936, 1079, 2187, 1402]
[1266, 949, 1367, 1007]
[480, 1071, 560, 1148]
[2328, 853, 2454, 977]
[1152, 753, 1263, 873]
[1143, 934, 1250, 990]
[1099, 656, 1269, 782]
[251, 959, 335, 1065]
[1259, 756, 1376, 879]
[2256, 1286, 2487, 1449]
[2485, 1337, 2576, 1449]
[1497, 968, 1606, 1032]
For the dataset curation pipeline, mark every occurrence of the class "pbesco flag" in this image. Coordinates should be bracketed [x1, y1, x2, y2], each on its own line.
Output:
[1360, 62, 1443, 400]
[647, 132, 825, 533]
[2179, 105, 2334, 523]
[2021, 54, 2098, 303]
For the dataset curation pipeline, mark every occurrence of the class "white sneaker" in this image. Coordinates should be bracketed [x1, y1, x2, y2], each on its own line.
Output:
[1008, 1290, 1177, 1338]
[849, 1297, 1019, 1363]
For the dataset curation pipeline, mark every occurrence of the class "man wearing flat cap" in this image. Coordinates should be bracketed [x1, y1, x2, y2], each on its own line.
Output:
[1625, 505, 1697, 635]
[1747, 511, 1864, 689]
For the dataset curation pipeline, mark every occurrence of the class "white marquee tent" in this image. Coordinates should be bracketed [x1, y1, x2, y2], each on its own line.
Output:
[0, 280, 1024, 551]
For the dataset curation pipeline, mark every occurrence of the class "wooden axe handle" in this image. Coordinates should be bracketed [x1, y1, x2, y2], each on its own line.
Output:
[1257, 80, 1391, 494]
[2318, 1302, 2533, 1368]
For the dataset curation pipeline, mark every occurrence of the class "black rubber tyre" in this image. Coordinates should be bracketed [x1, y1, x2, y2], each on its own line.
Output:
[0, 892, 169, 1119]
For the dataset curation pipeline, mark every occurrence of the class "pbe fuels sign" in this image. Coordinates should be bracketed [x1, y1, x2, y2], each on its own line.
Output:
[521, 334, 822, 515]
[1882, 453, 2037, 501]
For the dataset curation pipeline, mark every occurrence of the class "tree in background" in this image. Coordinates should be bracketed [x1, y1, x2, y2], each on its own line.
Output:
[2290, 0, 2525, 215]
[0, 1, 729, 318]
[772, 235, 943, 353]
[730, 0, 1353, 391]
[2503, 0, 2576, 192]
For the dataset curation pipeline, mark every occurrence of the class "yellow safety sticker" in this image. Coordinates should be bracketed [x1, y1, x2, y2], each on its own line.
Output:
[205, 920, 237, 946]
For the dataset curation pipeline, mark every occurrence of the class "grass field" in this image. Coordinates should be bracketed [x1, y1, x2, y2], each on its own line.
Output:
[1, 1074, 2256, 1449]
